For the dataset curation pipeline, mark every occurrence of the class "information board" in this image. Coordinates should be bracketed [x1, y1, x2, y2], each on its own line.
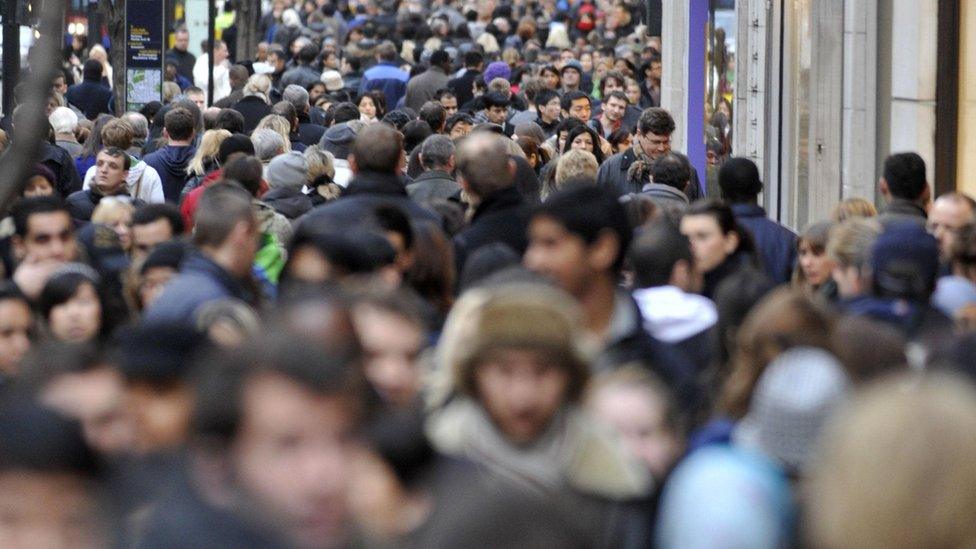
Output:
[125, 0, 164, 111]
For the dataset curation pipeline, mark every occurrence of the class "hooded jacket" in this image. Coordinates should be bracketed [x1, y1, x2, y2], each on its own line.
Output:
[632, 285, 717, 373]
[143, 144, 197, 202]
[638, 182, 689, 212]
[144, 252, 252, 326]
[83, 157, 165, 203]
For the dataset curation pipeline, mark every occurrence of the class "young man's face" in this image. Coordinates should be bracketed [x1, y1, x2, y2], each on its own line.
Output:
[18, 211, 77, 263]
[603, 78, 624, 96]
[174, 31, 189, 51]
[131, 219, 175, 262]
[449, 121, 472, 140]
[486, 105, 508, 125]
[603, 96, 627, 123]
[352, 306, 425, 409]
[94, 152, 129, 196]
[439, 95, 458, 118]
[540, 97, 561, 122]
[524, 216, 598, 298]
[233, 374, 359, 548]
[636, 130, 671, 160]
[566, 97, 591, 122]
[561, 69, 580, 89]
[475, 348, 569, 444]
[53, 76, 68, 96]
[0, 299, 31, 375]
[187, 91, 206, 111]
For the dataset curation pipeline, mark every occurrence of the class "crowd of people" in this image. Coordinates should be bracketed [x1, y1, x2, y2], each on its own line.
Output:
[0, 1, 973, 547]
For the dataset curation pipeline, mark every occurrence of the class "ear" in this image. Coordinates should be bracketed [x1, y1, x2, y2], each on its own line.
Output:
[348, 154, 359, 173]
[162, 128, 170, 140]
[920, 183, 932, 207]
[879, 177, 890, 200]
[588, 229, 620, 272]
[446, 154, 456, 172]
[670, 258, 691, 289]
[722, 231, 740, 255]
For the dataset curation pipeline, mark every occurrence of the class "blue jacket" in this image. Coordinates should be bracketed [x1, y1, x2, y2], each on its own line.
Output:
[65, 80, 114, 120]
[359, 62, 409, 109]
[731, 203, 797, 285]
[144, 252, 251, 326]
[143, 144, 196, 203]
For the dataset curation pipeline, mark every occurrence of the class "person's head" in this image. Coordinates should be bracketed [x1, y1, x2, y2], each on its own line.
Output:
[163, 107, 196, 142]
[539, 64, 561, 90]
[402, 120, 433, 154]
[560, 90, 591, 122]
[601, 91, 629, 124]
[563, 124, 603, 163]
[39, 267, 106, 344]
[251, 127, 287, 161]
[419, 134, 455, 173]
[349, 123, 404, 175]
[132, 241, 185, 310]
[174, 27, 189, 51]
[806, 373, 976, 549]
[650, 153, 690, 192]
[418, 101, 447, 133]
[184, 87, 206, 111]
[719, 288, 835, 419]
[870, 222, 940, 302]
[525, 185, 632, 296]
[222, 155, 264, 197]
[625, 78, 642, 106]
[193, 183, 259, 277]
[92, 147, 130, 196]
[228, 64, 248, 92]
[680, 199, 746, 273]
[445, 113, 474, 140]
[880, 152, 929, 204]
[243, 73, 273, 103]
[24, 164, 56, 198]
[99, 117, 134, 151]
[441, 283, 591, 444]
[586, 366, 683, 478]
[295, 43, 317, 67]
[482, 92, 511, 126]
[435, 89, 458, 118]
[927, 193, 976, 261]
[831, 197, 878, 222]
[191, 332, 365, 547]
[0, 284, 33, 376]
[357, 91, 385, 119]
[552, 149, 598, 190]
[717, 157, 763, 204]
[560, 60, 582, 89]
[634, 107, 675, 160]
[48, 107, 78, 137]
[212, 39, 229, 63]
[455, 132, 515, 202]
[82, 58, 102, 82]
[12, 197, 77, 263]
[535, 89, 562, 123]
[827, 218, 883, 299]
[214, 108, 245, 134]
[122, 112, 149, 141]
[349, 290, 426, 409]
[0, 399, 107, 547]
[376, 41, 398, 62]
[91, 197, 135, 251]
[794, 221, 835, 290]
[131, 203, 182, 261]
[283, 84, 311, 115]
[271, 101, 299, 131]
[629, 219, 696, 291]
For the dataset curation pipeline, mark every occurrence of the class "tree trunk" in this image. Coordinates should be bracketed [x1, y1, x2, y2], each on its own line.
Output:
[235, 0, 260, 62]
[98, 0, 126, 114]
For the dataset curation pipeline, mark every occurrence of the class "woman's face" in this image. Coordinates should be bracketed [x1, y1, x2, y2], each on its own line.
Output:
[308, 83, 326, 103]
[580, 52, 593, 72]
[543, 70, 560, 90]
[49, 282, 101, 343]
[626, 83, 641, 105]
[24, 176, 55, 198]
[799, 241, 834, 287]
[359, 96, 376, 119]
[323, 52, 339, 69]
[103, 210, 133, 250]
[680, 214, 738, 273]
[571, 132, 594, 152]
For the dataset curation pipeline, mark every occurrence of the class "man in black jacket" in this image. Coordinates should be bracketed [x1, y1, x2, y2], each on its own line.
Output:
[67, 147, 140, 223]
[164, 27, 196, 81]
[65, 59, 113, 121]
[452, 131, 528, 273]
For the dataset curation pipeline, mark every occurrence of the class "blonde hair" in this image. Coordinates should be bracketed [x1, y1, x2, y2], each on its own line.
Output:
[243, 73, 272, 104]
[826, 217, 882, 269]
[831, 197, 877, 222]
[806, 373, 976, 548]
[476, 31, 500, 53]
[187, 129, 232, 176]
[162, 81, 181, 104]
[553, 149, 599, 188]
[304, 145, 335, 181]
[91, 197, 134, 226]
[255, 115, 292, 152]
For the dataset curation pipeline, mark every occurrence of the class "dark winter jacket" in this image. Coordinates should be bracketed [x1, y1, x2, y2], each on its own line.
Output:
[65, 80, 114, 121]
[164, 48, 197, 81]
[359, 62, 409, 108]
[406, 170, 460, 205]
[41, 141, 83, 197]
[296, 112, 326, 147]
[262, 186, 313, 219]
[230, 95, 273, 134]
[280, 64, 321, 91]
[452, 185, 529, 274]
[143, 252, 252, 326]
[143, 145, 197, 202]
[66, 189, 144, 224]
[730, 202, 797, 285]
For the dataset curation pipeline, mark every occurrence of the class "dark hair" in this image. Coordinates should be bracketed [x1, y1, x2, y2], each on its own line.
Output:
[216, 133, 255, 164]
[464, 50, 484, 67]
[484, 91, 511, 110]
[629, 220, 693, 288]
[12, 196, 70, 238]
[637, 107, 675, 136]
[535, 89, 561, 112]
[445, 113, 474, 133]
[332, 101, 360, 124]
[561, 90, 590, 112]
[599, 71, 627, 97]
[607, 127, 632, 151]
[883, 152, 928, 201]
[604, 90, 629, 106]
[351, 123, 403, 173]
[222, 155, 264, 196]
[164, 107, 196, 141]
[38, 271, 113, 340]
[718, 157, 764, 202]
[404, 220, 455, 317]
[533, 185, 632, 272]
[191, 332, 365, 445]
[562, 124, 604, 164]
[82, 59, 102, 81]
[0, 398, 100, 476]
[358, 90, 387, 118]
[214, 108, 245, 134]
[297, 43, 318, 64]
[650, 153, 690, 191]
[372, 205, 413, 250]
[684, 199, 757, 260]
[272, 100, 298, 124]
[98, 146, 131, 171]
[132, 203, 184, 234]
[80, 114, 115, 160]
[193, 183, 254, 247]
[403, 120, 433, 154]
[418, 101, 447, 132]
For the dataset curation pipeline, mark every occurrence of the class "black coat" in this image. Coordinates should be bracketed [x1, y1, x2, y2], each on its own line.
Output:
[230, 96, 273, 134]
[67, 189, 145, 225]
[449, 70, 481, 109]
[40, 142, 83, 198]
[296, 112, 326, 147]
[731, 203, 798, 285]
[452, 185, 529, 274]
[65, 80, 114, 120]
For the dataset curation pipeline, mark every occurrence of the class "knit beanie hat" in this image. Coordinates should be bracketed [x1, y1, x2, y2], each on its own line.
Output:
[483, 61, 512, 84]
[319, 122, 357, 160]
[266, 150, 308, 190]
[733, 347, 850, 473]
